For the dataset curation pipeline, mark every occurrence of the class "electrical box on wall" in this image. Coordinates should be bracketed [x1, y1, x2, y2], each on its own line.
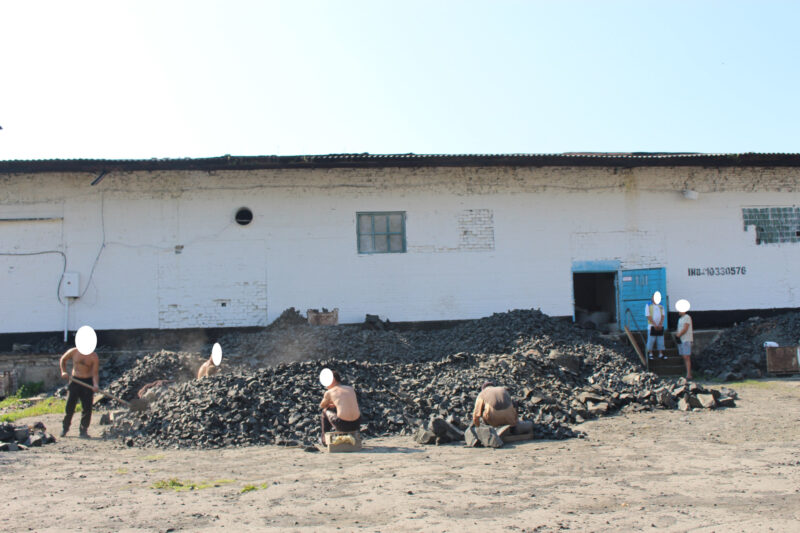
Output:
[63, 272, 80, 298]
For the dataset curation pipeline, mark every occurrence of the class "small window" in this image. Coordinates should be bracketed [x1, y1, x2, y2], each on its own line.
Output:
[743, 206, 800, 245]
[357, 212, 406, 254]
[235, 207, 253, 226]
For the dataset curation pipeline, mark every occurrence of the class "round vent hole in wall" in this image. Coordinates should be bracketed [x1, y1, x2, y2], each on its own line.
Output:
[235, 207, 253, 226]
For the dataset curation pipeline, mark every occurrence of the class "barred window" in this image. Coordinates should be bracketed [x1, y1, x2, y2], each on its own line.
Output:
[357, 212, 406, 254]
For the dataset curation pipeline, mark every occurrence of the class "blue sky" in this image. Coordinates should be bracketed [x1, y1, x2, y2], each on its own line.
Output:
[1, 1, 798, 159]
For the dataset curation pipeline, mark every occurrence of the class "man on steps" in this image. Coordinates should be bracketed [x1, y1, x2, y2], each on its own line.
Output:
[645, 291, 666, 360]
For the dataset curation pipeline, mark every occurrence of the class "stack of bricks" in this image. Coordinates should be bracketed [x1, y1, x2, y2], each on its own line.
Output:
[307, 308, 339, 326]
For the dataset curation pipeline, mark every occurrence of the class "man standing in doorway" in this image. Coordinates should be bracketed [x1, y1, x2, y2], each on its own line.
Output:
[645, 291, 666, 360]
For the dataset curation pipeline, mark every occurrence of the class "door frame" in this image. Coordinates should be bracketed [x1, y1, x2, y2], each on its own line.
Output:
[571, 260, 621, 324]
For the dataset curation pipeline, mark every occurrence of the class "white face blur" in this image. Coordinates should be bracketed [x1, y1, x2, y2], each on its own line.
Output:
[75, 325, 97, 355]
[211, 343, 222, 366]
[653, 291, 662, 305]
[319, 368, 334, 387]
[675, 299, 691, 313]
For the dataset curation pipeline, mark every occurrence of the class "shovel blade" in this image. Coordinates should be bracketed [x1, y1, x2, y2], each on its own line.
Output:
[128, 399, 149, 412]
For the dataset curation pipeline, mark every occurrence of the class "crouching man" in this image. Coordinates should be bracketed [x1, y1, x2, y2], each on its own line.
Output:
[473, 382, 518, 428]
[319, 370, 361, 445]
[197, 356, 220, 379]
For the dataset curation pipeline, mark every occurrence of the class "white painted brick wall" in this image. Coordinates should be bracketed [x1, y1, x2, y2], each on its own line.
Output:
[0, 164, 799, 333]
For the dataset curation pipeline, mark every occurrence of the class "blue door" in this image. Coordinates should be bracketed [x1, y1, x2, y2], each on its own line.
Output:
[619, 268, 667, 331]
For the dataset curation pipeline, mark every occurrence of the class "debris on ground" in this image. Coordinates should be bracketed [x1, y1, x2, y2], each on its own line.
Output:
[0, 421, 56, 452]
[696, 311, 800, 381]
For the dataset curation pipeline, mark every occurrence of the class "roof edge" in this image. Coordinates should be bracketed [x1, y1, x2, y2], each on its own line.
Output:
[3, 152, 800, 173]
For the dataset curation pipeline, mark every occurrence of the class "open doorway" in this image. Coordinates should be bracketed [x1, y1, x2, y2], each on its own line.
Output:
[573, 272, 617, 333]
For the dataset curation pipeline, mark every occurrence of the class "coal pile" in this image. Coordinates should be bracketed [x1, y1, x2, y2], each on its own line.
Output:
[215, 308, 627, 366]
[103, 309, 736, 449]
[22, 335, 70, 354]
[263, 307, 309, 330]
[0, 421, 56, 452]
[696, 311, 800, 381]
[98, 352, 142, 388]
[98, 350, 199, 404]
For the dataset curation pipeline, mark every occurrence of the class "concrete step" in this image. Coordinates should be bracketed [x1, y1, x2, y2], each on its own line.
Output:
[647, 356, 688, 376]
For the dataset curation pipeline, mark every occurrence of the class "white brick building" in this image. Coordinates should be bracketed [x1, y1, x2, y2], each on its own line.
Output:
[1, 153, 799, 334]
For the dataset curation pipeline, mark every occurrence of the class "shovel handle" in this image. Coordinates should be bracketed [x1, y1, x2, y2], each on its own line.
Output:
[69, 376, 131, 408]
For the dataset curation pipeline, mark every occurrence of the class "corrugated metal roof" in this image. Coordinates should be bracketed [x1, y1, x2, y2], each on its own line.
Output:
[3, 152, 800, 173]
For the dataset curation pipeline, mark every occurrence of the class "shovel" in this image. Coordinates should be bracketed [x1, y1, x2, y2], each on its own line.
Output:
[69, 377, 149, 412]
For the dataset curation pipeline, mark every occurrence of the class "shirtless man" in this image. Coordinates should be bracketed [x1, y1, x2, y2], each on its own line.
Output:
[319, 370, 361, 445]
[59, 346, 100, 438]
[197, 356, 220, 379]
[472, 382, 518, 428]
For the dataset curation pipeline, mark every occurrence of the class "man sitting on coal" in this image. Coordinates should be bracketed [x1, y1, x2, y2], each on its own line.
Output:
[319, 369, 362, 445]
[472, 382, 518, 428]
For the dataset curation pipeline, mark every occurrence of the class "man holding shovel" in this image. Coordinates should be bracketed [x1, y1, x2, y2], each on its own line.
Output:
[59, 326, 99, 438]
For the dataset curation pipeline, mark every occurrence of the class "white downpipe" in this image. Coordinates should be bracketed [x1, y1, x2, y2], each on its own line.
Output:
[63, 297, 70, 342]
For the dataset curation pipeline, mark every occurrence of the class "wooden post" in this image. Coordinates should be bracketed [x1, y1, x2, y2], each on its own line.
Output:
[625, 325, 648, 369]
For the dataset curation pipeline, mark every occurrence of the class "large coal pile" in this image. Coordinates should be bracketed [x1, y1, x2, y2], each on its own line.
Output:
[97, 352, 142, 387]
[99, 350, 199, 403]
[104, 309, 736, 449]
[696, 311, 800, 381]
[215, 309, 622, 366]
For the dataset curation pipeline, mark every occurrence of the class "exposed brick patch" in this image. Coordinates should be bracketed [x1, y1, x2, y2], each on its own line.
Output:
[458, 209, 494, 251]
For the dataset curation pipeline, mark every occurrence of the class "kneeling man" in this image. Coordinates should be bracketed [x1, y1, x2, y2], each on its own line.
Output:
[319, 370, 361, 444]
[197, 356, 220, 379]
[473, 382, 518, 428]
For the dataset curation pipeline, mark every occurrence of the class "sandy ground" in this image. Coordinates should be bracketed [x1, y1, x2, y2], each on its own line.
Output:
[2, 379, 799, 533]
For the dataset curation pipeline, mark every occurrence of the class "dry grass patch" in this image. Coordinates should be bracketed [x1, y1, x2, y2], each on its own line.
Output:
[150, 478, 235, 491]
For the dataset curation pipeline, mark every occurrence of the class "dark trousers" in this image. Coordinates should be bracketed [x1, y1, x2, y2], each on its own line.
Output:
[63, 379, 94, 433]
[321, 409, 361, 441]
